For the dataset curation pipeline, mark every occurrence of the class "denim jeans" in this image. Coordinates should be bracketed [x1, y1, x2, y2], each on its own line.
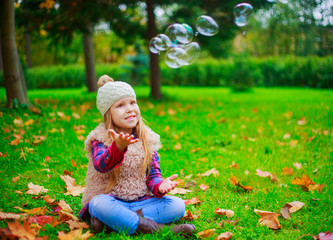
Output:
[88, 194, 186, 235]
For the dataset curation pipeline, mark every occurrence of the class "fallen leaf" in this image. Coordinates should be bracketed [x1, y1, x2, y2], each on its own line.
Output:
[215, 208, 235, 218]
[293, 162, 302, 169]
[169, 188, 192, 195]
[184, 196, 203, 206]
[26, 182, 48, 195]
[14, 207, 47, 216]
[28, 215, 54, 225]
[58, 228, 93, 240]
[181, 209, 199, 221]
[291, 175, 323, 192]
[282, 167, 294, 175]
[12, 176, 20, 183]
[70, 159, 77, 167]
[229, 176, 253, 191]
[280, 201, 304, 220]
[0, 212, 27, 220]
[199, 184, 209, 191]
[13, 118, 24, 127]
[71, 113, 81, 119]
[60, 175, 85, 196]
[43, 195, 57, 205]
[197, 168, 219, 177]
[256, 169, 278, 182]
[45, 156, 51, 162]
[230, 162, 239, 169]
[254, 209, 281, 230]
[58, 200, 73, 213]
[316, 231, 333, 240]
[297, 117, 307, 125]
[289, 140, 299, 147]
[66, 220, 89, 230]
[7, 220, 37, 240]
[215, 232, 234, 240]
[198, 229, 215, 239]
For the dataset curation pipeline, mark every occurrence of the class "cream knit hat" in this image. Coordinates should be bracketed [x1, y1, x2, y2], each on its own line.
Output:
[96, 75, 136, 116]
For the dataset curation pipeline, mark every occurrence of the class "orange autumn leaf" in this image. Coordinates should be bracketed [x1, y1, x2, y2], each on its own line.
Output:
[7, 220, 37, 240]
[60, 175, 85, 196]
[256, 169, 278, 182]
[291, 175, 323, 192]
[282, 167, 294, 175]
[198, 229, 215, 239]
[184, 196, 203, 206]
[229, 176, 253, 191]
[230, 162, 239, 169]
[58, 228, 93, 240]
[199, 184, 210, 191]
[43, 195, 57, 205]
[0, 212, 27, 220]
[280, 201, 305, 220]
[66, 220, 89, 230]
[181, 209, 199, 221]
[28, 215, 54, 225]
[14, 207, 47, 216]
[215, 208, 235, 218]
[254, 209, 281, 230]
[10, 138, 20, 146]
[215, 232, 234, 240]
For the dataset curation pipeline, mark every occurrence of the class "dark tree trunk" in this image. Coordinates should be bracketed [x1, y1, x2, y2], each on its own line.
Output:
[146, 0, 162, 99]
[24, 25, 32, 68]
[0, 0, 29, 107]
[83, 28, 97, 92]
[0, 34, 3, 70]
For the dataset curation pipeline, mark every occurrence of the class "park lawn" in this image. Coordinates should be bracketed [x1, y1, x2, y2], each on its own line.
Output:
[0, 86, 332, 240]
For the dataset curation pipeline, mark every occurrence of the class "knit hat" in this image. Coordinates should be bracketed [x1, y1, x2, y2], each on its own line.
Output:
[96, 75, 136, 116]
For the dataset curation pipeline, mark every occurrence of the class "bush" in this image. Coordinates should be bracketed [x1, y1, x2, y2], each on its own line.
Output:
[0, 56, 332, 89]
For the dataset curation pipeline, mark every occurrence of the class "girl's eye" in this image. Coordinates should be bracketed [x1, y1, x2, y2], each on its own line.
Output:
[131, 101, 136, 105]
[117, 104, 123, 108]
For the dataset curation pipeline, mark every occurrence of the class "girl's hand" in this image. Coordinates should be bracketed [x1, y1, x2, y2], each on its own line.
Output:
[109, 129, 139, 152]
[158, 174, 179, 194]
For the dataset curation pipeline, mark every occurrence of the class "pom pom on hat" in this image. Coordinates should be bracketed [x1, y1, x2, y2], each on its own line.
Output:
[96, 75, 136, 116]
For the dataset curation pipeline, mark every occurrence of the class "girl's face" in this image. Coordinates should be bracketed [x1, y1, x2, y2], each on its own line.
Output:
[110, 97, 140, 134]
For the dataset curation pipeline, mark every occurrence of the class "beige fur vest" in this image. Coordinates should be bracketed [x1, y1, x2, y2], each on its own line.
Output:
[81, 123, 161, 206]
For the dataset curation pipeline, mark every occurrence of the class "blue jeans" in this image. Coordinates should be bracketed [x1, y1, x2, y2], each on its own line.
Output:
[88, 194, 186, 235]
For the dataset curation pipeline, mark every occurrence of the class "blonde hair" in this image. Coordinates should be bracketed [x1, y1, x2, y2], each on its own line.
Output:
[104, 108, 153, 193]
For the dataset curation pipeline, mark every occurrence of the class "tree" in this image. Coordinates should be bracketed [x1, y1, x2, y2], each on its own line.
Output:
[0, 0, 29, 107]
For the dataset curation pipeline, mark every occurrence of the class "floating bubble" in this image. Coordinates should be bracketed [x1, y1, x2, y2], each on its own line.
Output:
[181, 23, 194, 42]
[233, 3, 254, 27]
[196, 15, 219, 36]
[165, 23, 192, 44]
[279, 0, 288, 4]
[155, 34, 172, 51]
[149, 37, 162, 54]
[267, 0, 275, 2]
[183, 42, 200, 65]
[165, 53, 182, 69]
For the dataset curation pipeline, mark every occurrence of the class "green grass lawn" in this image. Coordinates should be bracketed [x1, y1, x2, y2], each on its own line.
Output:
[0, 86, 332, 240]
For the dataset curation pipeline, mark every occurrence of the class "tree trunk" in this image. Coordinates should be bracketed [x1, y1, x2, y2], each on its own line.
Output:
[0, 34, 3, 70]
[83, 28, 97, 92]
[0, 0, 29, 107]
[146, 0, 162, 99]
[24, 25, 32, 68]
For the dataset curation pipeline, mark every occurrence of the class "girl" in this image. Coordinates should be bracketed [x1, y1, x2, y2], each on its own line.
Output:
[79, 75, 196, 237]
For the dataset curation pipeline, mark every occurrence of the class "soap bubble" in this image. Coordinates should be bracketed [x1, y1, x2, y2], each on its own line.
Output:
[165, 23, 192, 44]
[233, 3, 254, 27]
[196, 15, 219, 36]
[182, 23, 194, 42]
[149, 37, 163, 54]
[279, 0, 288, 4]
[267, 0, 275, 2]
[183, 42, 200, 64]
[165, 53, 182, 69]
[155, 34, 172, 51]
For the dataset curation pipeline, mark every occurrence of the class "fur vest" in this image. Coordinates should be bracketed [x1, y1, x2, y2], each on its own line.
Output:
[81, 123, 161, 206]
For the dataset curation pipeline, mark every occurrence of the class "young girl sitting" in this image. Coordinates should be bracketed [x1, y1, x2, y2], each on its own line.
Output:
[79, 75, 196, 237]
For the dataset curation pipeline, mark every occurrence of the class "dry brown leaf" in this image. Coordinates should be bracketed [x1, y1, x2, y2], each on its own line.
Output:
[10, 138, 20, 146]
[198, 229, 215, 239]
[293, 162, 302, 169]
[58, 228, 93, 240]
[316, 232, 333, 240]
[26, 182, 48, 195]
[12, 176, 20, 183]
[60, 175, 85, 196]
[70, 159, 77, 167]
[13, 118, 24, 127]
[14, 206, 47, 216]
[181, 209, 199, 221]
[215, 232, 234, 240]
[43, 195, 57, 205]
[0, 212, 27, 220]
[282, 167, 294, 175]
[256, 169, 278, 182]
[66, 220, 89, 230]
[215, 208, 235, 218]
[229, 176, 253, 191]
[169, 188, 192, 195]
[280, 201, 304, 219]
[58, 200, 73, 213]
[297, 117, 307, 125]
[184, 196, 203, 206]
[199, 184, 210, 191]
[197, 168, 219, 177]
[7, 220, 37, 240]
[230, 162, 239, 169]
[254, 209, 281, 230]
[291, 175, 323, 192]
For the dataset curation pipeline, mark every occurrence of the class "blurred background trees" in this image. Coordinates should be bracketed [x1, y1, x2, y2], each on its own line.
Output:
[0, 0, 332, 106]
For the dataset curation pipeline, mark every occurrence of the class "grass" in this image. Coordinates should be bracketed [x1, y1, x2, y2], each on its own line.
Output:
[0, 86, 332, 240]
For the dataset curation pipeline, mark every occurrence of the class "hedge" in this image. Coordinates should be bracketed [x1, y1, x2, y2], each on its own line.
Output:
[0, 56, 332, 89]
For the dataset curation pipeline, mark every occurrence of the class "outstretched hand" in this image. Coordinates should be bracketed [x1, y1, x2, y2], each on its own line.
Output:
[158, 174, 179, 194]
[109, 129, 139, 152]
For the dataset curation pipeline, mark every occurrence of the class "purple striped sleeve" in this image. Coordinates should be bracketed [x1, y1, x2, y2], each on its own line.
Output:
[91, 140, 126, 173]
[147, 152, 165, 198]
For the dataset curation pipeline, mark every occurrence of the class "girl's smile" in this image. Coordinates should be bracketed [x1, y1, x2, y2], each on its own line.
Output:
[110, 97, 140, 134]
